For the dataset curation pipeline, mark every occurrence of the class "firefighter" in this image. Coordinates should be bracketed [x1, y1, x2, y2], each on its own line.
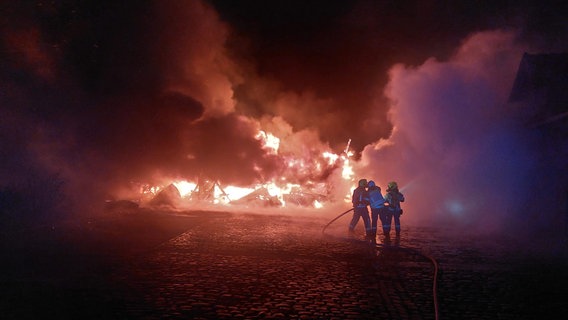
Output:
[349, 179, 371, 239]
[383, 181, 405, 239]
[367, 180, 385, 242]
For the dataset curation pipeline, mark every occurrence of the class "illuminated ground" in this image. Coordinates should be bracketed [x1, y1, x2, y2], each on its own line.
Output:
[1, 208, 567, 319]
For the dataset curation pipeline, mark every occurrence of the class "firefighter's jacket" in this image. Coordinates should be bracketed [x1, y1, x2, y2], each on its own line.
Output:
[368, 186, 385, 209]
[351, 186, 370, 208]
[385, 189, 404, 212]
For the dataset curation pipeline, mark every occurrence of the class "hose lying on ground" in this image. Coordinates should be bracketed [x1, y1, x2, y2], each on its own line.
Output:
[321, 208, 353, 232]
[322, 208, 440, 320]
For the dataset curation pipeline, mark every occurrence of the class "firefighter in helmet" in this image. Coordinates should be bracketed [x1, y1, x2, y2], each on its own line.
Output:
[349, 178, 371, 239]
[383, 181, 405, 239]
[367, 180, 385, 242]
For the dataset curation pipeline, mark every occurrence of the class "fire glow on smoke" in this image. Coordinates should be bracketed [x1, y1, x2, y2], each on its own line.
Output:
[2, 0, 564, 234]
[139, 130, 355, 208]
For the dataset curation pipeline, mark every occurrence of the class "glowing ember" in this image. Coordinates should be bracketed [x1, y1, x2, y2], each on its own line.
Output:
[313, 200, 323, 208]
[341, 138, 354, 180]
[256, 130, 280, 154]
[173, 181, 197, 197]
[322, 152, 339, 165]
[223, 185, 256, 201]
[142, 185, 162, 196]
[341, 158, 354, 180]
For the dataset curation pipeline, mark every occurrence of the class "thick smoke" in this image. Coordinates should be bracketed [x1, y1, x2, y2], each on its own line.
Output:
[1, 0, 567, 229]
[0, 1, 346, 217]
[0, 1, 282, 215]
[359, 30, 542, 234]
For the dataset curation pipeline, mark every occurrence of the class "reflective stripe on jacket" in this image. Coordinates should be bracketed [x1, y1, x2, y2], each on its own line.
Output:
[368, 187, 385, 209]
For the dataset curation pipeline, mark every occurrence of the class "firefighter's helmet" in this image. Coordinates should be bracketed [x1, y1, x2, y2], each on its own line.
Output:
[367, 180, 376, 187]
[358, 179, 368, 187]
[387, 181, 398, 191]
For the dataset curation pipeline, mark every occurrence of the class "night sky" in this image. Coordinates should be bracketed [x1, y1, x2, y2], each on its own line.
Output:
[1, 1, 567, 232]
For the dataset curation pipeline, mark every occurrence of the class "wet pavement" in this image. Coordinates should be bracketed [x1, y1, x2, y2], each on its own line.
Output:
[1, 209, 567, 319]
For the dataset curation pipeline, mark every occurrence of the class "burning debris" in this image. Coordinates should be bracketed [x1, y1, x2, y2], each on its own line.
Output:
[283, 188, 327, 208]
[229, 187, 282, 207]
[139, 181, 328, 209]
[148, 184, 182, 208]
[142, 177, 336, 210]
[189, 178, 230, 203]
[132, 137, 356, 210]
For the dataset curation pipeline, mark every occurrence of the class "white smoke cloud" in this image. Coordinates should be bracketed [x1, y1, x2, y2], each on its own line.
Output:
[359, 30, 536, 234]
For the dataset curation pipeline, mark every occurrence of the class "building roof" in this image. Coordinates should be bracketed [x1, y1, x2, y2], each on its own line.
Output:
[509, 53, 568, 102]
[509, 52, 568, 125]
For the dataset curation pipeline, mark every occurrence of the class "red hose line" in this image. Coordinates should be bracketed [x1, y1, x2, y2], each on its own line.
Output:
[322, 208, 440, 320]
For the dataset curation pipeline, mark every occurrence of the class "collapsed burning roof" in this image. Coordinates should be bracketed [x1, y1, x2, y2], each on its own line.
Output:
[148, 184, 182, 208]
[129, 136, 355, 210]
[143, 181, 330, 209]
[229, 187, 282, 207]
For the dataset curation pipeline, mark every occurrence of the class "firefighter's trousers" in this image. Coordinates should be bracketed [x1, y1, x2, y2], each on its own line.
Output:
[381, 208, 401, 236]
[370, 207, 384, 238]
[349, 206, 371, 236]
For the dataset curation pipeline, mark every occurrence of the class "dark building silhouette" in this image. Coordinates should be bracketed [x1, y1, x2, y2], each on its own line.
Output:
[509, 52, 568, 234]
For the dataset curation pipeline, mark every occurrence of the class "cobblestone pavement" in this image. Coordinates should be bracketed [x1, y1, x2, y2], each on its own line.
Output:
[114, 212, 434, 320]
[1, 209, 568, 319]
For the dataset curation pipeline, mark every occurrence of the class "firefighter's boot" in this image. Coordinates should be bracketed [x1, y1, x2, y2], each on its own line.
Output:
[369, 228, 377, 242]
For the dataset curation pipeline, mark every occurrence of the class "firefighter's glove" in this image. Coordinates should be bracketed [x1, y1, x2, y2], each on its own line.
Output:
[400, 209, 403, 215]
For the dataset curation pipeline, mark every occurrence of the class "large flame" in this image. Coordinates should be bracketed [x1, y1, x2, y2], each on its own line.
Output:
[139, 130, 355, 209]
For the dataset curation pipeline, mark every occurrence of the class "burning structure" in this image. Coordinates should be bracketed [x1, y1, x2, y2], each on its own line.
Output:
[139, 138, 355, 209]
[1, 1, 568, 238]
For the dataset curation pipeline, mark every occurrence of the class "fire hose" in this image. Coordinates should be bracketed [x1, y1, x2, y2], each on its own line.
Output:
[322, 208, 440, 320]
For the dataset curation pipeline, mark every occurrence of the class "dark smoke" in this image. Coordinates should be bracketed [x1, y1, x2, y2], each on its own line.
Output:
[0, 0, 263, 217]
[212, 0, 568, 154]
